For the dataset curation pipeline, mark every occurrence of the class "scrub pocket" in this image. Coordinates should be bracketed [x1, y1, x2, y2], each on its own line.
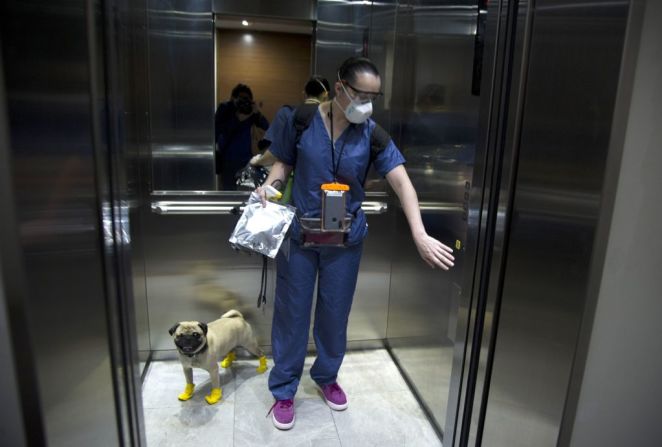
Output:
[345, 209, 368, 247]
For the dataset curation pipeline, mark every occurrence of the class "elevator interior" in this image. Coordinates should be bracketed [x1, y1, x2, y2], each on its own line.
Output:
[2, 0, 658, 446]
[140, 0, 481, 441]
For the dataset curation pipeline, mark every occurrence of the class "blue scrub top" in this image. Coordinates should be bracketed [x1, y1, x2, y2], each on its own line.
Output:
[269, 107, 405, 243]
[264, 106, 293, 145]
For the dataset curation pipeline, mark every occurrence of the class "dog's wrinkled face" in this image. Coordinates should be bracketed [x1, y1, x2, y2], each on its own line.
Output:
[169, 321, 208, 354]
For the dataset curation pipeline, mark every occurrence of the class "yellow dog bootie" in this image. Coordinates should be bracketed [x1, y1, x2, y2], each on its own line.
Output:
[205, 387, 222, 405]
[256, 356, 268, 374]
[221, 351, 236, 368]
[178, 383, 195, 401]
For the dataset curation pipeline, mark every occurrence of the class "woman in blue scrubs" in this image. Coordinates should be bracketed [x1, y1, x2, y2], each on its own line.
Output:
[257, 57, 455, 430]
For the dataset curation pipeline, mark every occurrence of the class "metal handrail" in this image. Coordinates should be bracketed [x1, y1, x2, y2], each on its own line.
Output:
[151, 200, 389, 215]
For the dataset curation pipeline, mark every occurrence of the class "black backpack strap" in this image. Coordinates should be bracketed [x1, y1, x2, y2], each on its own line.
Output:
[288, 103, 319, 169]
[362, 122, 393, 185]
[288, 106, 393, 185]
[370, 122, 391, 158]
[293, 103, 319, 144]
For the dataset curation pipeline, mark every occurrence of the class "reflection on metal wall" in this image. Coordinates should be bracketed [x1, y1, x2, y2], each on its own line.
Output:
[365, 0, 398, 137]
[212, 0, 316, 20]
[144, 192, 392, 352]
[315, 0, 370, 81]
[385, 0, 480, 438]
[0, 1, 125, 445]
[139, 0, 396, 357]
[148, 0, 216, 190]
[143, 198, 271, 351]
[0, 46, 32, 446]
[316, 0, 398, 193]
[141, 1, 397, 357]
[114, 0, 153, 374]
[567, 3, 662, 445]
[476, 2, 630, 446]
[0, 285, 27, 446]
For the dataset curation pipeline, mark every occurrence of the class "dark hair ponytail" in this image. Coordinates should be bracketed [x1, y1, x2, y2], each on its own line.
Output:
[337, 57, 380, 84]
[304, 75, 330, 98]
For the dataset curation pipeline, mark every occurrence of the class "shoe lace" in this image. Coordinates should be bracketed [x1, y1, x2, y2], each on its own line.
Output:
[266, 399, 293, 417]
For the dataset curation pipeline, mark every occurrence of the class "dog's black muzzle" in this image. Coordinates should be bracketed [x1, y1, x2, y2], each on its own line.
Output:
[175, 336, 208, 357]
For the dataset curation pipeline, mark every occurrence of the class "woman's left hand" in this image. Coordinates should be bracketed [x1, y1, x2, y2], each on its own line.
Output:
[413, 232, 455, 270]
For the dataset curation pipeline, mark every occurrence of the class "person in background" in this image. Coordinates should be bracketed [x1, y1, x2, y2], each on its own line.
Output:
[256, 57, 455, 430]
[250, 75, 330, 201]
[251, 75, 330, 168]
[215, 83, 269, 190]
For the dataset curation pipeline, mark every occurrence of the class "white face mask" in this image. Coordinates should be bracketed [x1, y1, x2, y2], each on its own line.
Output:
[338, 82, 373, 124]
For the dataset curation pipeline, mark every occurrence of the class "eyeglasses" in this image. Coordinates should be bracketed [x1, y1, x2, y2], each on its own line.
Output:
[342, 80, 383, 102]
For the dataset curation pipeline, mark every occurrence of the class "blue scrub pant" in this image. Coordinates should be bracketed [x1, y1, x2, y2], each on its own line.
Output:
[268, 240, 363, 400]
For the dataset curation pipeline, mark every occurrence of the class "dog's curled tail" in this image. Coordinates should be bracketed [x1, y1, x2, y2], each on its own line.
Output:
[221, 309, 243, 319]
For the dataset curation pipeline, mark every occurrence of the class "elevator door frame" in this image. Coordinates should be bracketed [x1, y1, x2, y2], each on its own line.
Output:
[446, 0, 634, 446]
[441, 0, 531, 444]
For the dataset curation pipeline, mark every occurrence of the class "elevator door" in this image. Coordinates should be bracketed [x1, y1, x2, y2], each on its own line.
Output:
[382, 0, 482, 438]
[446, 1, 633, 446]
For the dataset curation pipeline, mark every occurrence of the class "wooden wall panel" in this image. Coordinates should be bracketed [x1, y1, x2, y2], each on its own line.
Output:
[216, 29, 312, 123]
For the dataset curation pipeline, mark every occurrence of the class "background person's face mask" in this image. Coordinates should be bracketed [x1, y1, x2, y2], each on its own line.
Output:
[338, 82, 373, 124]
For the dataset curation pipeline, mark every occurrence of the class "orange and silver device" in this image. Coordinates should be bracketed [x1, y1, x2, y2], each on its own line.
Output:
[321, 183, 350, 231]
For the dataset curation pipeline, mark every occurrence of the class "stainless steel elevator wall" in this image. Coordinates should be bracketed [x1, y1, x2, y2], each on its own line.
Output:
[385, 1, 481, 435]
[144, 1, 394, 353]
[145, 195, 393, 351]
[144, 206, 271, 351]
[121, 0, 153, 370]
[141, 2, 481, 383]
[0, 74, 29, 447]
[148, 0, 216, 191]
[0, 2, 123, 445]
[476, 2, 630, 446]
[315, 1, 372, 98]
[212, 0, 316, 20]
[568, 3, 662, 444]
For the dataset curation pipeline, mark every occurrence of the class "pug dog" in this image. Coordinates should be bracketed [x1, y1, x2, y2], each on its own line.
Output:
[168, 309, 268, 405]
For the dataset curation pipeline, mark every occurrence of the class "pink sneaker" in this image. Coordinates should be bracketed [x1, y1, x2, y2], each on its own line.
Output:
[319, 383, 348, 411]
[268, 399, 295, 430]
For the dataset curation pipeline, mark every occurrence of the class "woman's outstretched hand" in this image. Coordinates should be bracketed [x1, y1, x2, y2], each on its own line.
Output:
[413, 232, 455, 270]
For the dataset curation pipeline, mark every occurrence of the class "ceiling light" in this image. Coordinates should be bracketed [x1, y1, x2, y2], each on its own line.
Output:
[241, 20, 249, 26]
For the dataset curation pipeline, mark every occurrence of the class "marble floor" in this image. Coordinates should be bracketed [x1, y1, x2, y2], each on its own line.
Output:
[142, 348, 443, 446]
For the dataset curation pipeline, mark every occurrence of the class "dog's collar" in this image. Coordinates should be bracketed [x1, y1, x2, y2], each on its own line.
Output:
[178, 341, 208, 358]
